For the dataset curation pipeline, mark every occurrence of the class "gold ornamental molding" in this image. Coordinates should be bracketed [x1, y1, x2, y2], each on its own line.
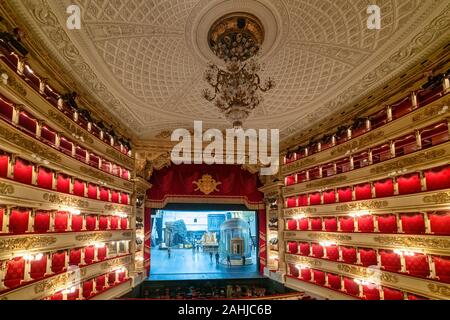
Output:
[43, 193, 89, 208]
[0, 182, 14, 195]
[412, 103, 449, 122]
[192, 174, 222, 195]
[0, 67, 27, 97]
[122, 231, 132, 237]
[281, 157, 317, 175]
[0, 236, 57, 251]
[423, 191, 450, 204]
[305, 176, 348, 189]
[123, 181, 134, 190]
[330, 131, 385, 157]
[104, 204, 132, 214]
[0, 126, 62, 163]
[428, 283, 450, 297]
[335, 200, 388, 212]
[105, 148, 134, 169]
[370, 149, 446, 175]
[34, 268, 87, 294]
[373, 236, 450, 250]
[75, 232, 112, 242]
[78, 166, 115, 183]
[307, 233, 352, 242]
[337, 264, 399, 284]
[47, 110, 94, 144]
[287, 254, 322, 268]
[284, 207, 318, 217]
[100, 256, 131, 270]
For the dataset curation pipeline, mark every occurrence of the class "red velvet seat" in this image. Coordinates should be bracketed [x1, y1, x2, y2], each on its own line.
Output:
[54, 211, 68, 232]
[339, 217, 355, 232]
[425, 165, 450, 191]
[325, 246, 339, 261]
[377, 214, 397, 233]
[309, 192, 321, 205]
[359, 248, 377, 267]
[313, 270, 326, 286]
[288, 242, 298, 254]
[300, 268, 311, 281]
[51, 252, 66, 273]
[4, 257, 25, 288]
[298, 218, 309, 231]
[120, 217, 128, 230]
[298, 194, 308, 206]
[324, 217, 337, 232]
[374, 179, 394, 198]
[337, 187, 352, 202]
[427, 211, 450, 237]
[71, 214, 83, 231]
[13, 158, 33, 185]
[86, 215, 97, 231]
[323, 190, 336, 204]
[397, 173, 421, 195]
[99, 216, 109, 230]
[299, 242, 310, 256]
[82, 280, 94, 299]
[73, 179, 85, 197]
[355, 183, 372, 200]
[343, 278, 359, 296]
[97, 246, 107, 261]
[357, 215, 374, 232]
[380, 250, 401, 272]
[405, 254, 430, 278]
[383, 287, 404, 300]
[84, 246, 95, 264]
[287, 219, 297, 231]
[110, 216, 119, 230]
[327, 273, 341, 290]
[56, 174, 70, 194]
[363, 285, 380, 300]
[433, 256, 450, 283]
[34, 211, 50, 233]
[37, 167, 53, 190]
[286, 197, 296, 208]
[0, 153, 9, 178]
[69, 248, 81, 266]
[9, 209, 29, 234]
[312, 244, 324, 258]
[96, 275, 106, 292]
[341, 246, 357, 264]
[400, 213, 425, 234]
[30, 255, 47, 280]
[310, 218, 322, 231]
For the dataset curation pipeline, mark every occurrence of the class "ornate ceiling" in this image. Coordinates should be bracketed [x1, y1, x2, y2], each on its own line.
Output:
[3, 0, 450, 145]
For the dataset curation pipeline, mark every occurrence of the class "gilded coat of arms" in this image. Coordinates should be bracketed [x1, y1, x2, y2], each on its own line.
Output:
[193, 174, 222, 195]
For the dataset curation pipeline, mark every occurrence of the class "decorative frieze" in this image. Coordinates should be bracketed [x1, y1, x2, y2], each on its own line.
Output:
[43, 193, 89, 208]
[330, 131, 385, 157]
[79, 166, 115, 183]
[0, 67, 27, 96]
[47, 110, 94, 144]
[75, 232, 112, 242]
[100, 256, 131, 270]
[0, 236, 57, 251]
[335, 200, 388, 212]
[428, 283, 450, 297]
[305, 176, 347, 189]
[412, 103, 449, 122]
[104, 204, 132, 214]
[337, 264, 399, 284]
[34, 268, 87, 294]
[0, 182, 14, 195]
[307, 233, 352, 242]
[284, 207, 317, 217]
[281, 157, 317, 175]
[423, 191, 450, 204]
[373, 236, 450, 250]
[105, 148, 134, 169]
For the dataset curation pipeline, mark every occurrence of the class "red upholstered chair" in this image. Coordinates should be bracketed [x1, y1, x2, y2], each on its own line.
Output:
[99, 215, 109, 230]
[51, 252, 66, 273]
[309, 192, 321, 205]
[298, 218, 309, 231]
[343, 278, 359, 296]
[54, 211, 68, 232]
[4, 257, 25, 288]
[287, 219, 297, 231]
[397, 173, 421, 195]
[424, 165, 450, 191]
[108, 272, 116, 286]
[84, 246, 95, 264]
[310, 217, 322, 231]
[120, 218, 128, 230]
[300, 268, 311, 281]
[405, 254, 430, 278]
[357, 215, 374, 232]
[0, 153, 9, 178]
[69, 248, 82, 266]
[50, 292, 63, 300]
[82, 280, 94, 299]
[289, 264, 299, 277]
[97, 246, 107, 261]
[327, 273, 341, 290]
[100, 187, 109, 202]
[359, 248, 377, 267]
[34, 211, 50, 233]
[400, 213, 425, 234]
[374, 179, 394, 198]
[323, 190, 336, 204]
[337, 187, 352, 202]
[96, 275, 106, 292]
[88, 183, 98, 199]
[111, 191, 119, 203]
[355, 183, 372, 200]
[325, 246, 339, 261]
[67, 289, 79, 300]
[324, 217, 337, 232]
[377, 214, 398, 233]
[299, 242, 310, 256]
[288, 242, 298, 254]
[433, 256, 450, 283]
[341, 246, 357, 264]
[9, 209, 29, 234]
[312, 244, 324, 258]
[86, 215, 97, 231]
[298, 194, 308, 206]
[383, 287, 404, 300]
[30, 255, 47, 280]
[71, 214, 83, 232]
[313, 270, 326, 286]
[118, 271, 126, 282]
[429, 211, 450, 235]
[56, 174, 70, 194]
[380, 250, 401, 272]
[13, 158, 33, 184]
[363, 285, 380, 300]
[339, 216, 355, 232]
[37, 167, 53, 190]
[286, 197, 296, 208]
[110, 216, 119, 230]
[121, 193, 129, 205]
[73, 179, 85, 197]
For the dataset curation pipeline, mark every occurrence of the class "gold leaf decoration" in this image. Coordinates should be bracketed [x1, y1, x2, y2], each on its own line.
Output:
[192, 174, 221, 195]
[43, 193, 89, 208]
[105, 148, 134, 169]
[428, 283, 450, 297]
[284, 207, 317, 216]
[34, 272, 71, 293]
[104, 204, 131, 213]
[287, 255, 322, 267]
[373, 236, 450, 250]
[122, 231, 132, 237]
[305, 175, 347, 189]
[100, 256, 131, 270]
[79, 166, 114, 183]
[0, 67, 27, 96]
[337, 264, 398, 283]
[0, 236, 57, 250]
[336, 200, 388, 212]
[281, 157, 316, 174]
[423, 191, 450, 204]
[75, 232, 112, 242]
[331, 131, 384, 157]
[47, 110, 94, 144]
[0, 182, 14, 195]
[412, 103, 449, 122]
[307, 233, 352, 242]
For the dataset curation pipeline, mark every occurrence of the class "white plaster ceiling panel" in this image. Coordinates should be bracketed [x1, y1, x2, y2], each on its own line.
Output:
[5, 0, 450, 142]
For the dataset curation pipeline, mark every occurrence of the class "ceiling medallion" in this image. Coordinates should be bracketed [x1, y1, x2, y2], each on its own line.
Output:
[203, 13, 275, 128]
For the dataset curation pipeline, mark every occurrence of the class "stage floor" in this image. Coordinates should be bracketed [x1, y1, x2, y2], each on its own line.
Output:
[149, 248, 260, 281]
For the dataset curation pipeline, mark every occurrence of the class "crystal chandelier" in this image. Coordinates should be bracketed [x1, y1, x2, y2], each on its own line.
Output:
[202, 13, 275, 128]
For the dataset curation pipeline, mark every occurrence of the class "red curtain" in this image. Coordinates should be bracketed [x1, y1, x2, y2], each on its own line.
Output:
[0, 207, 3, 232]
[286, 197, 296, 208]
[51, 252, 66, 273]
[97, 246, 107, 261]
[433, 256, 450, 283]
[111, 191, 119, 203]
[383, 287, 404, 300]
[30, 255, 47, 280]
[429, 211, 450, 235]
[377, 215, 397, 233]
[287, 219, 297, 231]
[355, 183, 372, 200]
[96, 275, 106, 292]
[359, 248, 377, 267]
[108, 272, 116, 286]
[323, 190, 336, 204]
[71, 215, 83, 231]
[120, 217, 128, 229]
[99, 216, 109, 230]
[357, 215, 374, 232]
[84, 246, 95, 264]
[339, 216, 355, 232]
[288, 242, 298, 254]
[288, 264, 299, 277]
[309, 192, 321, 205]
[400, 213, 425, 234]
[100, 187, 109, 202]
[13, 158, 33, 185]
[54, 211, 68, 232]
[82, 280, 94, 299]
[337, 187, 352, 202]
[145, 207, 151, 276]
[310, 217, 322, 231]
[397, 173, 421, 195]
[313, 270, 326, 286]
[405, 254, 430, 277]
[69, 249, 82, 266]
[298, 194, 308, 206]
[9, 209, 29, 234]
[299, 242, 310, 256]
[88, 184, 98, 199]
[374, 179, 394, 198]
[86, 215, 97, 231]
[298, 218, 309, 231]
[425, 165, 450, 191]
[300, 268, 311, 281]
[110, 216, 119, 230]
[37, 167, 53, 190]
[258, 209, 266, 274]
[285, 175, 295, 186]
[380, 250, 401, 272]
[73, 179, 85, 197]
[326, 246, 339, 261]
[327, 273, 341, 290]
[34, 211, 50, 233]
[312, 243, 324, 258]
[67, 289, 79, 300]
[56, 174, 70, 194]
[121, 192, 129, 205]
[4, 257, 25, 288]
[363, 285, 380, 300]
[341, 246, 357, 264]
[0, 153, 8, 178]
[343, 278, 359, 296]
